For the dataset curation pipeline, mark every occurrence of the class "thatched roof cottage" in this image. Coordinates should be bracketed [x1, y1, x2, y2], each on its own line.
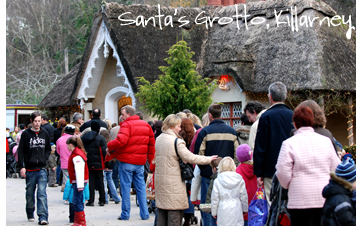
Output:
[38, 0, 356, 145]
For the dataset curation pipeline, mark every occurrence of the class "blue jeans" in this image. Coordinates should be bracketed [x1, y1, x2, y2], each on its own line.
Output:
[56, 165, 61, 184]
[72, 183, 85, 212]
[104, 171, 121, 203]
[201, 176, 211, 226]
[25, 169, 48, 222]
[119, 161, 149, 220]
[112, 161, 120, 190]
[210, 214, 217, 226]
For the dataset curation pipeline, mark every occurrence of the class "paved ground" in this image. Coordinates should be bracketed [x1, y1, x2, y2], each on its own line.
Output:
[6, 177, 202, 226]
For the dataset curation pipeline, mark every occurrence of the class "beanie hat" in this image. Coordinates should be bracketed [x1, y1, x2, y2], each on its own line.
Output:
[236, 144, 252, 163]
[342, 153, 353, 161]
[335, 158, 356, 183]
[64, 125, 75, 135]
[91, 120, 100, 132]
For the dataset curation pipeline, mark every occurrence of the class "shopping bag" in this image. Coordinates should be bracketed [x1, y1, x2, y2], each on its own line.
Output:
[248, 187, 270, 226]
[145, 173, 155, 200]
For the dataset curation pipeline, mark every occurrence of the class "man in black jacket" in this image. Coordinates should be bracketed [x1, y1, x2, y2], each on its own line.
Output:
[41, 115, 54, 143]
[81, 120, 107, 206]
[253, 82, 294, 204]
[18, 112, 51, 225]
[79, 108, 108, 132]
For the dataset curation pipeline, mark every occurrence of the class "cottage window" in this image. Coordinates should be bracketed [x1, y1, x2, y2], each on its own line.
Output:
[221, 102, 242, 129]
[118, 96, 132, 121]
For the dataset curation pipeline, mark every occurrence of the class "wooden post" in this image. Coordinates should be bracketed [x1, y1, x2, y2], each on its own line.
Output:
[348, 95, 354, 146]
[65, 48, 69, 75]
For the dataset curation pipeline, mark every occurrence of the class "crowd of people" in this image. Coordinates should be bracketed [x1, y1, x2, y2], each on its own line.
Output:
[10, 81, 356, 226]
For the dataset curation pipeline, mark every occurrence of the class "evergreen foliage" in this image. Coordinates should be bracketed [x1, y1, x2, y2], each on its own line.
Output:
[137, 40, 217, 119]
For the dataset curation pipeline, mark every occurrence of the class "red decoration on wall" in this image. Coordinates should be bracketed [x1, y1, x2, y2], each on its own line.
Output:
[219, 75, 230, 90]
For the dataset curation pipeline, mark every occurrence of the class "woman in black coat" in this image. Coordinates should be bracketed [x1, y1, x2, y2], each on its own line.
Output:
[81, 121, 107, 206]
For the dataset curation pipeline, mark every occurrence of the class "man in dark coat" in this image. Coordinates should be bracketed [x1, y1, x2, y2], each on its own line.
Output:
[81, 120, 107, 206]
[41, 115, 54, 143]
[253, 82, 294, 204]
[80, 108, 108, 132]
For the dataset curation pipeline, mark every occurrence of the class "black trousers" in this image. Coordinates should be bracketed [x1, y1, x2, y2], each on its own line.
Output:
[88, 170, 105, 204]
[289, 208, 322, 226]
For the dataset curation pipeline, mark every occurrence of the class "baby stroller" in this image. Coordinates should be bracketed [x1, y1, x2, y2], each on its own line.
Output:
[135, 161, 156, 213]
[183, 181, 200, 225]
[6, 141, 18, 178]
[265, 174, 291, 226]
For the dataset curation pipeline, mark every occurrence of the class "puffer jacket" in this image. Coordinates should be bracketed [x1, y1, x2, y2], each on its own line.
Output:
[155, 129, 211, 210]
[81, 131, 107, 170]
[321, 172, 356, 226]
[211, 171, 248, 226]
[107, 115, 155, 166]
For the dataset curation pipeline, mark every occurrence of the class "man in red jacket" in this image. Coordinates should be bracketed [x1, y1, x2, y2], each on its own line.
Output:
[107, 105, 155, 221]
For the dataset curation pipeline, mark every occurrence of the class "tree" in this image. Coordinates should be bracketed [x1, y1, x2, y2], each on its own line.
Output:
[137, 40, 217, 119]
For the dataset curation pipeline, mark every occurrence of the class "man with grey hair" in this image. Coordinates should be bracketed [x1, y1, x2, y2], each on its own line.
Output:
[71, 112, 84, 128]
[253, 82, 294, 203]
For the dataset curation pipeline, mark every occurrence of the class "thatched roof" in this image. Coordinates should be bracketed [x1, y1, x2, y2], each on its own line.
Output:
[40, 0, 356, 108]
[197, 0, 356, 92]
[37, 63, 80, 108]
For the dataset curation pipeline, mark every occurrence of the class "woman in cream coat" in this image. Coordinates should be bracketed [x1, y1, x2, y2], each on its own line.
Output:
[155, 114, 217, 226]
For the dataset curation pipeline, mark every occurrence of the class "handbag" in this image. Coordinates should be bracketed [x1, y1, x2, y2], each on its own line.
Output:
[174, 138, 194, 181]
[248, 187, 270, 226]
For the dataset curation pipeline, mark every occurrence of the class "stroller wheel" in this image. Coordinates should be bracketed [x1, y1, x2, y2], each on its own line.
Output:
[136, 196, 139, 207]
[148, 207, 153, 213]
[194, 216, 198, 224]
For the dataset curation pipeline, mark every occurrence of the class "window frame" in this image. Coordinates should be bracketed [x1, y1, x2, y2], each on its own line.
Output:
[221, 102, 242, 128]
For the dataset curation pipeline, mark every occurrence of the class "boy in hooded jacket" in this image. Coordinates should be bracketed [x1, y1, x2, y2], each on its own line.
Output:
[321, 157, 356, 226]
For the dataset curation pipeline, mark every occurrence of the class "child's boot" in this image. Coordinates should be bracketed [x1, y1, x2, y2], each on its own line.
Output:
[71, 211, 79, 226]
[75, 211, 86, 226]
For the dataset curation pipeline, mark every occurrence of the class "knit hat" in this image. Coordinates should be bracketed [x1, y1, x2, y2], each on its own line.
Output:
[236, 144, 252, 163]
[335, 158, 356, 183]
[342, 153, 353, 161]
[64, 125, 75, 135]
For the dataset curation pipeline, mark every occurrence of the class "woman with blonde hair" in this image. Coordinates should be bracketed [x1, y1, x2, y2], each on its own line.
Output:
[155, 114, 217, 226]
[211, 157, 248, 226]
[103, 119, 112, 132]
[176, 112, 188, 119]
[186, 113, 203, 129]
